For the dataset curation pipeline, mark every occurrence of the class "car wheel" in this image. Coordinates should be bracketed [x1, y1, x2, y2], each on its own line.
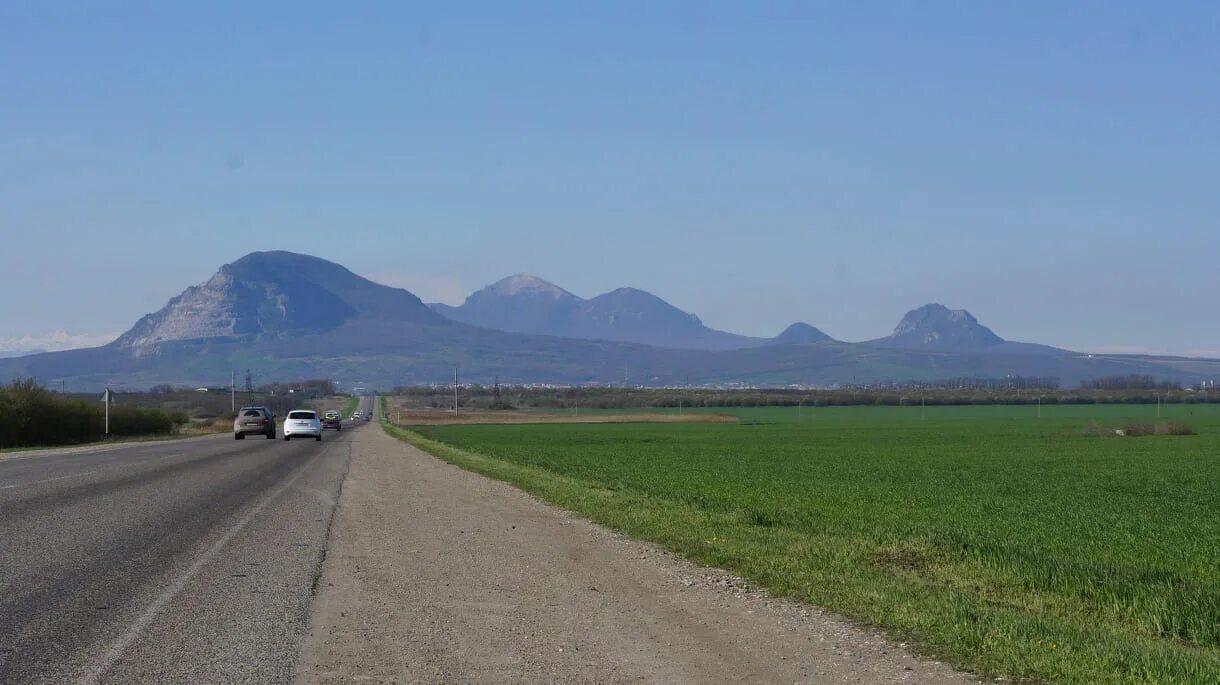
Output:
[234, 433, 241, 440]
[315, 434, 322, 441]
[284, 435, 290, 441]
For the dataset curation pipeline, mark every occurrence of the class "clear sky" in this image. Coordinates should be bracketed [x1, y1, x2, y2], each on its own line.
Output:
[2, 2, 1218, 355]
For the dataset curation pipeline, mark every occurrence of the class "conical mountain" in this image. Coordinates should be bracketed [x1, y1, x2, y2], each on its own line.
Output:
[768, 322, 833, 345]
[429, 274, 581, 336]
[873, 303, 1003, 351]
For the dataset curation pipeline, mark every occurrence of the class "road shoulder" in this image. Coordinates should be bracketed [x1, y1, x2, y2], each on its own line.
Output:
[297, 424, 978, 683]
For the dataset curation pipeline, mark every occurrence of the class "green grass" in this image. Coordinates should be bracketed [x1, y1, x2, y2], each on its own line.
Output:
[387, 404, 1220, 684]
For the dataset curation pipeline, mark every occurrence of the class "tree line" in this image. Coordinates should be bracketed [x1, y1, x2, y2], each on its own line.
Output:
[390, 381, 1216, 410]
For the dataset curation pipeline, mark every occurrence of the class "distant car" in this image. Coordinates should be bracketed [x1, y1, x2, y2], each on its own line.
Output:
[284, 410, 322, 441]
[234, 406, 276, 440]
[350, 412, 362, 421]
[322, 410, 342, 431]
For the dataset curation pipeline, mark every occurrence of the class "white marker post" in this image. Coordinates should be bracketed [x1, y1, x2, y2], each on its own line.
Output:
[100, 388, 113, 436]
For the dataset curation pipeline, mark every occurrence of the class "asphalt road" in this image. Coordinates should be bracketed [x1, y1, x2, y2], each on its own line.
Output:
[0, 399, 372, 684]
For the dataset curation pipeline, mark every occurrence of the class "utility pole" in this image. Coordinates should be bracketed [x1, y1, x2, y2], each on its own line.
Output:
[231, 370, 236, 415]
[454, 365, 460, 417]
[1157, 394, 1162, 418]
[1037, 395, 1042, 419]
[797, 400, 801, 422]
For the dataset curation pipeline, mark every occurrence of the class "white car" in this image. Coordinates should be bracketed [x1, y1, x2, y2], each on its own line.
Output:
[283, 410, 322, 441]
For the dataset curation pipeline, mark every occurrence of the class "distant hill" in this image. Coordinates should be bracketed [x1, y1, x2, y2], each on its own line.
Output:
[4, 252, 1220, 390]
[430, 274, 831, 350]
[870, 303, 1067, 357]
[429, 274, 580, 339]
[767, 322, 833, 346]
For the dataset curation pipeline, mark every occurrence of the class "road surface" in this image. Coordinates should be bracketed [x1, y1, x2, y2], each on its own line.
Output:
[0, 399, 371, 684]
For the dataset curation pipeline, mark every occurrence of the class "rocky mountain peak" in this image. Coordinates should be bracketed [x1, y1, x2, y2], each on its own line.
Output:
[484, 274, 576, 300]
[883, 303, 1003, 350]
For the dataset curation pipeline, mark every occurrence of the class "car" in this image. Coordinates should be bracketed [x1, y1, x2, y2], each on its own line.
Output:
[234, 406, 276, 440]
[350, 412, 362, 421]
[322, 410, 342, 431]
[284, 410, 322, 441]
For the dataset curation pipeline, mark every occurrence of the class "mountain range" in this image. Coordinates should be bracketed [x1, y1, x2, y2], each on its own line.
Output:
[3, 251, 1217, 390]
[429, 274, 831, 350]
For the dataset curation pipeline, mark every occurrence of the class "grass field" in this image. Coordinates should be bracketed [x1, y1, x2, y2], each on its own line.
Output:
[390, 403, 1220, 684]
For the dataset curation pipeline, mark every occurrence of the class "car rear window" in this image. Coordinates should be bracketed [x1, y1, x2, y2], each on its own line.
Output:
[288, 411, 315, 420]
[242, 409, 263, 417]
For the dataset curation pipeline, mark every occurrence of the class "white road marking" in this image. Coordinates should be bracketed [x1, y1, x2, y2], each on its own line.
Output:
[0, 472, 97, 490]
[78, 440, 337, 684]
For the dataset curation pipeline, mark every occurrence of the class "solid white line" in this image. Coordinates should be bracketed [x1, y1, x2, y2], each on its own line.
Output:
[0, 472, 95, 490]
[78, 440, 336, 685]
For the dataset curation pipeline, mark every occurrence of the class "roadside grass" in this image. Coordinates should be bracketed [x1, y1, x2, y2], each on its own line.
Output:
[384, 405, 1220, 684]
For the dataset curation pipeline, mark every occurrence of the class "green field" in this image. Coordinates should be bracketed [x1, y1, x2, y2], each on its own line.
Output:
[391, 403, 1220, 684]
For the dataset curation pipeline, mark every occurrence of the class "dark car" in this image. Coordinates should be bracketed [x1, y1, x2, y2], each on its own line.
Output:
[234, 406, 276, 439]
[322, 410, 342, 431]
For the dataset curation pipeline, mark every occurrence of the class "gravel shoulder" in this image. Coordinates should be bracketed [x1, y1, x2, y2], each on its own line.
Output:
[297, 425, 979, 684]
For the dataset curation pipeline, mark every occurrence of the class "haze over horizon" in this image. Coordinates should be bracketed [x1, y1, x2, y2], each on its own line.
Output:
[3, 3, 1219, 356]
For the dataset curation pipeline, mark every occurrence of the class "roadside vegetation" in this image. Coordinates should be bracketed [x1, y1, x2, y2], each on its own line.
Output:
[0, 378, 188, 448]
[384, 402, 1220, 684]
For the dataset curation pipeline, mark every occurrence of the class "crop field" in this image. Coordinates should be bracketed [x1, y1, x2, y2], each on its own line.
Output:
[390, 403, 1220, 683]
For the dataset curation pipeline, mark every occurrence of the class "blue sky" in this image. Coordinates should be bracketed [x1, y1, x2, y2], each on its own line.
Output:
[2, 2, 1218, 355]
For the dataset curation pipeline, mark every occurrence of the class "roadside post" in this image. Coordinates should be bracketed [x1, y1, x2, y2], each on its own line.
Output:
[100, 388, 113, 436]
